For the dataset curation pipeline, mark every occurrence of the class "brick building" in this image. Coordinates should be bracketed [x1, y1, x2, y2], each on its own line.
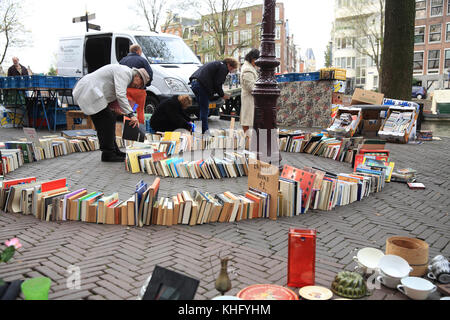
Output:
[414, 0, 450, 91]
[162, 2, 298, 74]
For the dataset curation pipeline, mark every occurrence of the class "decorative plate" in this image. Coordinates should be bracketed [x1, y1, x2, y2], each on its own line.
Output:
[299, 286, 333, 300]
[237, 284, 299, 300]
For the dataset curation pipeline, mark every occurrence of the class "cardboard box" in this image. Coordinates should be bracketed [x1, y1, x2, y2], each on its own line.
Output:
[362, 119, 382, 138]
[351, 88, 385, 106]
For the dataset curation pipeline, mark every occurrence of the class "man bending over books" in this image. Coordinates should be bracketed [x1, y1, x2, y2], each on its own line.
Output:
[150, 95, 195, 132]
[73, 64, 150, 162]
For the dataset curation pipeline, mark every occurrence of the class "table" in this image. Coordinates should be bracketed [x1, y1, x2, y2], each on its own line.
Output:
[0, 88, 79, 132]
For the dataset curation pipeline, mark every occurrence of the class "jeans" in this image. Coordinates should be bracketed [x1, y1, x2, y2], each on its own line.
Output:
[90, 107, 121, 155]
[191, 81, 210, 134]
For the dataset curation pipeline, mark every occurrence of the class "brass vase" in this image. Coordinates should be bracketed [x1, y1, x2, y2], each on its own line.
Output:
[215, 258, 232, 296]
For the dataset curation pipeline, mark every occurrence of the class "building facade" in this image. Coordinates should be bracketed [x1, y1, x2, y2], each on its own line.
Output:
[162, 2, 297, 74]
[414, 0, 450, 91]
[331, 0, 383, 92]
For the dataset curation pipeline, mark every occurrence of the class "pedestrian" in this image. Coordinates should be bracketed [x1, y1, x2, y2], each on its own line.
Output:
[73, 64, 150, 162]
[189, 57, 239, 134]
[7, 57, 29, 76]
[240, 49, 260, 133]
[119, 44, 153, 87]
[150, 95, 194, 133]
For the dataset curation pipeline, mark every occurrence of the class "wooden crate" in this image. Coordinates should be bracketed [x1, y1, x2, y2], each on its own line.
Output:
[66, 111, 94, 130]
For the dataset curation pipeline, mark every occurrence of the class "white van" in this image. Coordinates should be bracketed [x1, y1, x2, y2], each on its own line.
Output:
[57, 30, 211, 116]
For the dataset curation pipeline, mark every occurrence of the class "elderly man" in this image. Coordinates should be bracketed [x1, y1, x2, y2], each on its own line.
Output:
[120, 44, 153, 87]
[8, 57, 29, 76]
[73, 64, 150, 162]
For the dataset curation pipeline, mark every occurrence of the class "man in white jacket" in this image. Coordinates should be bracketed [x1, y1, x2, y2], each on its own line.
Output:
[73, 64, 150, 162]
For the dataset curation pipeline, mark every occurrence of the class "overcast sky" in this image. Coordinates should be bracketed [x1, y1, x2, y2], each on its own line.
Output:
[4, 0, 334, 74]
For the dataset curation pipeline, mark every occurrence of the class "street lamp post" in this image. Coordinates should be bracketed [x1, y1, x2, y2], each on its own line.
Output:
[252, 0, 281, 165]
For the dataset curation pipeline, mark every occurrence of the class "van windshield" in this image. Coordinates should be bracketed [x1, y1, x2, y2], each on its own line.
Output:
[136, 36, 200, 64]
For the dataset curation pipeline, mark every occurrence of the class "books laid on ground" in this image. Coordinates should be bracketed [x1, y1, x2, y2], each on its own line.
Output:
[125, 150, 251, 180]
[122, 118, 147, 143]
[0, 136, 100, 174]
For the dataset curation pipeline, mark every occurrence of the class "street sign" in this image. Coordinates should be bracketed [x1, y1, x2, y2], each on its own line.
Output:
[72, 12, 100, 32]
[87, 23, 101, 31]
[72, 13, 96, 23]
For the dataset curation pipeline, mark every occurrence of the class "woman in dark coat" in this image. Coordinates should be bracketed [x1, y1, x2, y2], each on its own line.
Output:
[150, 95, 194, 132]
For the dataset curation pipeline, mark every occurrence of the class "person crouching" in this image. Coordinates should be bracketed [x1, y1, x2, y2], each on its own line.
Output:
[150, 95, 194, 133]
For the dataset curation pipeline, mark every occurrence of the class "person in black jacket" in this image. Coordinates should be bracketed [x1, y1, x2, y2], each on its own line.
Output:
[150, 95, 194, 132]
[189, 57, 239, 134]
[119, 44, 153, 86]
[7, 57, 29, 76]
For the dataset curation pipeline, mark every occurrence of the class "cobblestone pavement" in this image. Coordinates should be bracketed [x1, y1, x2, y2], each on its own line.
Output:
[0, 117, 449, 300]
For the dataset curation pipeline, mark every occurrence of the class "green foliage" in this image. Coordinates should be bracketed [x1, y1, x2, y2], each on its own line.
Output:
[47, 65, 57, 76]
[324, 42, 333, 68]
[0, 246, 15, 263]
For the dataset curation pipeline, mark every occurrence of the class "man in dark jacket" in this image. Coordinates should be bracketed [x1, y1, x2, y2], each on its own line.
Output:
[120, 44, 153, 86]
[7, 57, 29, 76]
[189, 57, 239, 134]
[150, 95, 194, 132]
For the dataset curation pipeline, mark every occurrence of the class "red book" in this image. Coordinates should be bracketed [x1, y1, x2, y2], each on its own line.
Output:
[2, 177, 37, 189]
[281, 165, 316, 213]
[245, 192, 261, 219]
[41, 179, 67, 193]
[152, 152, 168, 162]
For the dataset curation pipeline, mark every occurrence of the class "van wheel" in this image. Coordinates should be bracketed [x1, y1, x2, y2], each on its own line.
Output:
[416, 94, 423, 100]
[145, 95, 159, 114]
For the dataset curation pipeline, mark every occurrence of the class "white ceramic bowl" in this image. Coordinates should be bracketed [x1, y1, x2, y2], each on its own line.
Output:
[397, 277, 436, 300]
[354, 248, 385, 272]
[378, 255, 413, 279]
[377, 271, 402, 289]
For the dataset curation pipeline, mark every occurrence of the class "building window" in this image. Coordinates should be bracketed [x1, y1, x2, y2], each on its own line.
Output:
[275, 6, 280, 21]
[428, 49, 440, 73]
[447, 23, 450, 41]
[233, 14, 238, 26]
[416, 0, 426, 19]
[445, 50, 450, 69]
[228, 32, 232, 45]
[413, 51, 424, 74]
[233, 31, 239, 45]
[429, 24, 442, 43]
[275, 26, 281, 40]
[347, 57, 352, 69]
[204, 22, 209, 32]
[246, 11, 252, 24]
[431, 0, 443, 17]
[275, 44, 281, 59]
[448, 0, 450, 14]
[341, 57, 346, 68]
[373, 76, 379, 89]
[415, 26, 425, 44]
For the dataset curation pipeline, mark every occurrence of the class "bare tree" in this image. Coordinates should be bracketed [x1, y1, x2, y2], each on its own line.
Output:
[185, 0, 258, 60]
[0, 0, 27, 65]
[134, 0, 168, 32]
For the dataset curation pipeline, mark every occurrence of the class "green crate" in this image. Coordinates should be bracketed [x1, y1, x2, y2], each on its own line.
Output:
[438, 103, 450, 114]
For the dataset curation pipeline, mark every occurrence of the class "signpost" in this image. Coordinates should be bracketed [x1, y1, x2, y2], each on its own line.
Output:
[73, 12, 100, 32]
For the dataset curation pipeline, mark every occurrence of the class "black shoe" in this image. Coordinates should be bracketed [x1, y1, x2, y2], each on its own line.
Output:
[115, 150, 126, 158]
[102, 152, 125, 163]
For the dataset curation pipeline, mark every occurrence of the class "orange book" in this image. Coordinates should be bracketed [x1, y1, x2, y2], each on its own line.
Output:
[245, 192, 262, 219]
[88, 202, 98, 223]
[172, 196, 180, 226]
[120, 202, 128, 226]
[68, 190, 88, 221]
[126, 197, 135, 226]
[105, 200, 119, 225]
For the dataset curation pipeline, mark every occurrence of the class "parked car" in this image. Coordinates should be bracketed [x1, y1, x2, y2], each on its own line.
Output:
[412, 86, 427, 99]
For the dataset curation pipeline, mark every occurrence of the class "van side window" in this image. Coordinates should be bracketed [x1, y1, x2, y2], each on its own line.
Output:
[116, 37, 132, 62]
